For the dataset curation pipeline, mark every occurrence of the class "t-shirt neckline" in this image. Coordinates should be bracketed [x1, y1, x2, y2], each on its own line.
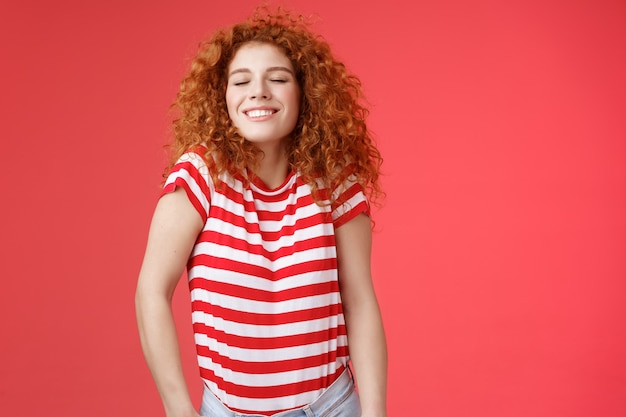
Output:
[249, 169, 296, 194]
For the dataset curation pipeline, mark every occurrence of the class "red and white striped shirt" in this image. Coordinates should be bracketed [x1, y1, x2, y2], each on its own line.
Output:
[162, 148, 369, 415]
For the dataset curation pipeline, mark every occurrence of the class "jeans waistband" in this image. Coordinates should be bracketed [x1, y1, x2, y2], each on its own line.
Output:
[200, 367, 356, 417]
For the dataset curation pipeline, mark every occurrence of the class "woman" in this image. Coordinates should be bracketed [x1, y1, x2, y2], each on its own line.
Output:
[136, 9, 387, 417]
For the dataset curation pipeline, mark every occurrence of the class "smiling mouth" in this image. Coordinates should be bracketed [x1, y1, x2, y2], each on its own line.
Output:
[245, 109, 276, 118]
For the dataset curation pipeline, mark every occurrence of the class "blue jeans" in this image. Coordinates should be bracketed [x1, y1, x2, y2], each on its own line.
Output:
[199, 369, 361, 417]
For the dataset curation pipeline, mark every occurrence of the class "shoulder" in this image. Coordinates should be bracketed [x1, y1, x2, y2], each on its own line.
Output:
[331, 171, 370, 229]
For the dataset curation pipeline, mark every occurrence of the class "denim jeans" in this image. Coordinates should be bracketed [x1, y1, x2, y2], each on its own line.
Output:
[199, 368, 361, 417]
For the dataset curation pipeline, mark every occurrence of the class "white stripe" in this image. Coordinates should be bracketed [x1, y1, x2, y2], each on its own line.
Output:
[191, 311, 344, 338]
[210, 191, 331, 233]
[256, 211, 329, 233]
[178, 152, 213, 186]
[204, 379, 326, 412]
[191, 243, 336, 272]
[190, 289, 341, 314]
[330, 175, 358, 199]
[165, 168, 210, 214]
[198, 357, 344, 387]
[200, 218, 334, 253]
[173, 154, 365, 412]
[248, 178, 317, 208]
[194, 333, 348, 362]
[208, 176, 305, 211]
[332, 190, 367, 221]
[248, 172, 298, 195]
[188, 266, 336, 292]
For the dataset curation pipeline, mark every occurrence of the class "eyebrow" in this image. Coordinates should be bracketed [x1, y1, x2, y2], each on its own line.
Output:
[228, 66, 294, 77]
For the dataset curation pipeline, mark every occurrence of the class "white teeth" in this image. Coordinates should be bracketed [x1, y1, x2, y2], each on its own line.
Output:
[246, 109, 274, 118]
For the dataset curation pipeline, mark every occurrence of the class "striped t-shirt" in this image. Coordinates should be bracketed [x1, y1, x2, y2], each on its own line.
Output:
[162, 148, 369, 415]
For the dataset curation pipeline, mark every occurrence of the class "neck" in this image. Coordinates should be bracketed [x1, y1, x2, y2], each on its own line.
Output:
[252, 142, 290, 189]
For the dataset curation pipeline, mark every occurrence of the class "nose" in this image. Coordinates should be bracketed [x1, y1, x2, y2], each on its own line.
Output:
[249, 80, 271, 100]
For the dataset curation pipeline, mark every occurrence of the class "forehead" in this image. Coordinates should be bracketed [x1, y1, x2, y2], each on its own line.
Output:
[228, 42, 293, 71]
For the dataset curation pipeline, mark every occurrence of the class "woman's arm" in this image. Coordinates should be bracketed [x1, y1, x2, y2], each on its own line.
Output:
[135, 188, 204, 417]
[335, 213, 388, 417]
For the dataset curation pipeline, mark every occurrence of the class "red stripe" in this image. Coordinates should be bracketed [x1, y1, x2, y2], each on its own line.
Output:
[253, 194, 320, 221]
[249, 180, 298, 203]
[193, 321, 346, 349]
[333, 200, 369, 228]
[190, 278, 339, 302]
[199, 365, 345, 401]
[169, 160, 212, 199]
[196, 345, 347, 375]
[207, 205, 257, 232]
[163, 153, 368, 413]
[163, 178, 206, 222]
[206, 206, 332, 241]
[191, 301, 343, 325]
[217, 175, 314, 212]
[162, 161, 213, 221]
[195, 231, 336, 262]
[331, 181, 361, 210]
[189, 256, 337, 281]
[258, 214, 333, 241]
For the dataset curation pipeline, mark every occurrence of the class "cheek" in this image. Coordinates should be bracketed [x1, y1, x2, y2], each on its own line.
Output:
[225, 93, 238, 120]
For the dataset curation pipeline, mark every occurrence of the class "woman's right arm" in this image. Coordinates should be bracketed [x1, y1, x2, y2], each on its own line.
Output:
[135, 188, 205, 417]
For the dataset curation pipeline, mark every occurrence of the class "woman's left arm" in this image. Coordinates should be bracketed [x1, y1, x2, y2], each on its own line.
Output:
[335, 213, 388, 417]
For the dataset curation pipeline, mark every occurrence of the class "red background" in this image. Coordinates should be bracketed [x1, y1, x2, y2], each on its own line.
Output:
[2, 1, 625, 416]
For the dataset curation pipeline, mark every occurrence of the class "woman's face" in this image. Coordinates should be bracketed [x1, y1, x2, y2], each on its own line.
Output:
[226, 42, 301, 151]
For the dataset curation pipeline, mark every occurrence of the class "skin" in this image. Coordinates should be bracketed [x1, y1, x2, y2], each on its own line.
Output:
[335, 213, 388, 417]
[136, 188, 204, 417]
[135, 41, 388, 417]
[225, 43, 300, 139]
[226, 42, 301, 188]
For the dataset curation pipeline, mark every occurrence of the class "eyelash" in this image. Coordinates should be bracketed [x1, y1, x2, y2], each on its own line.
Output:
[233, 79, 287, 86]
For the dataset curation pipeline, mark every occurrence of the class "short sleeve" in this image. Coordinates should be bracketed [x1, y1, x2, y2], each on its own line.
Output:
[161, 149, 213, 223]
[331, 176, 370, 228]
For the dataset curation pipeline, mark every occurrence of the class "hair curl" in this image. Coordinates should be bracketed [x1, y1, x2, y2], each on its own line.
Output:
[168, 7, 383, 206]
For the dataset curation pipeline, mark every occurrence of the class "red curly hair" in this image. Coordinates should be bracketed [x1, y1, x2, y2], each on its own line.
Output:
[168, 7, 383, 205]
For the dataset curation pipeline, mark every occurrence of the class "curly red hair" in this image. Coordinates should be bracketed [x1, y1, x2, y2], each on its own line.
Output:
[168, 7, 383, 205]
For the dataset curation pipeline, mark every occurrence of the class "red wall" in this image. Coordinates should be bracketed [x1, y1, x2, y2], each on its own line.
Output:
[2, 1, 625, 416]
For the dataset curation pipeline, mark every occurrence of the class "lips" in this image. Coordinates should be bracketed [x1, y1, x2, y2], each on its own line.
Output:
[244, 108, 277, 118]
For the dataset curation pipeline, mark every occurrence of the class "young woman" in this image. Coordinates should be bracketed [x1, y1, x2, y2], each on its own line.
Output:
[135, 9, 387, 417]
